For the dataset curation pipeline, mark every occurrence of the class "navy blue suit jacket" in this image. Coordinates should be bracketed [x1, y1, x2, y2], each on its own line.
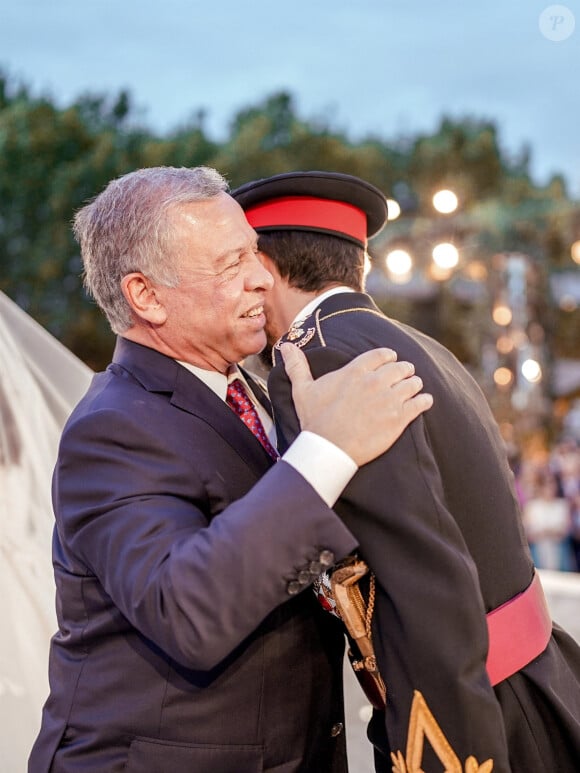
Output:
[29, 337, 357, 773]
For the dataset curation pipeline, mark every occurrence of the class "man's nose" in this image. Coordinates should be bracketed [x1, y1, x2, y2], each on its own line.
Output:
[247, 254, 274, 290]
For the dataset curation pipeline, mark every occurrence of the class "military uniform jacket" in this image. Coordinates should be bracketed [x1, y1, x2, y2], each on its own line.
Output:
[29, 337, 358, 773]
[268, 292, 580, 773]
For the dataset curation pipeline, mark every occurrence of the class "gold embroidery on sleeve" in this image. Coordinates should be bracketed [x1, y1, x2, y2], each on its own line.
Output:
[390, 691, 494, 773]
[406, 690, 462, 772]
[390, 749, 408, 773]
[465, 758, 494, 773]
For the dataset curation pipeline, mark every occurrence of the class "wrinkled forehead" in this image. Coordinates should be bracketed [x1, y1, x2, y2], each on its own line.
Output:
[166, 194, 259, 268]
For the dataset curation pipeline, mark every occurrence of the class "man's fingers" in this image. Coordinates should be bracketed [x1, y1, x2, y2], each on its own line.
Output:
[403, 391, 434, 422]
[282, 344, 401, 388]
[388, 373, 433, 415]
[279, 345, 433, 465]
[391, 373, 424, 398]
[348, 347, 398, 374]
[373, 359, 416, 388]
[388, 373, 433, 418]
[280, 343, 313, 388]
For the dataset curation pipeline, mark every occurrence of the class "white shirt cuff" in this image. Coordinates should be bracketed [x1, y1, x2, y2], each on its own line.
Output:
[282, 430, 358, 507]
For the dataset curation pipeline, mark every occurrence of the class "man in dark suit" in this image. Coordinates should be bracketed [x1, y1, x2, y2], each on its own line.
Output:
[232, 171, 580, 772]
[29, 166, 431, 773]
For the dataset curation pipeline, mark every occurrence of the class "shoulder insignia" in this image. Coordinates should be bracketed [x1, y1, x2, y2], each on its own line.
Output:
[287, 325, 305, 341]
[274, 326, 316, 351]
[390, 691, 494, 773]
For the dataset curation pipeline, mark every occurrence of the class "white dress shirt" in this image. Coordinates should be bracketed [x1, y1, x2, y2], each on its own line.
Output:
[177, 358, 357, 507]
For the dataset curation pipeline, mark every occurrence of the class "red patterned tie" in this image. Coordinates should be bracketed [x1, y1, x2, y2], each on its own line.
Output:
[226, 379, 278, 461]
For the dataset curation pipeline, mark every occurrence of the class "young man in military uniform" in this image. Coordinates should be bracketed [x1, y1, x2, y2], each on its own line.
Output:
[233, 171, 580, 773]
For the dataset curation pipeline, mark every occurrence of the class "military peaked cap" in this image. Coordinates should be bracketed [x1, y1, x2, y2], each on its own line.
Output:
[231, 171, 388, 247]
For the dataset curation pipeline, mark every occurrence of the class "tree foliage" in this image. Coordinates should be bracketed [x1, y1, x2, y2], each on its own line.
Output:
[0, 70, 578, 372]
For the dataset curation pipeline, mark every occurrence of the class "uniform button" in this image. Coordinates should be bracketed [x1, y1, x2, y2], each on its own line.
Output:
[287, 581, 302, 596]
[319, 549, 335, 567]
[297, 570, 312, 585]
[330, 722, 344, 738]
[308, 560, 323, 573]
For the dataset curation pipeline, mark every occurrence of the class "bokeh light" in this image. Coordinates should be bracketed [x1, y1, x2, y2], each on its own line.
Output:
[492, 303, 512, 326]
[521, 358, 542, 383]
[464, 260, 488, 281]
[386, 199, 401, 221]
[432, 242, 459, 269]
[496, 335, 514, 354]
[494, 367, 514, 387]
[432, 189, 458, 214]
[386, 249, 413, 275]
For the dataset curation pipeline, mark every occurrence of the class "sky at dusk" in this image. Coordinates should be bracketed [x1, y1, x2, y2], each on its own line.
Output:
[2, 0, 579, 192]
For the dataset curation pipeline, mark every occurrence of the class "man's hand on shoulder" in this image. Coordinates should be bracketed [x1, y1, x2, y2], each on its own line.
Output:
[280, 343, 433, 467]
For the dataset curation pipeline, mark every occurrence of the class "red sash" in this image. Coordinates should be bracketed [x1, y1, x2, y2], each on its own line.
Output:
[486, 572, 552, 686]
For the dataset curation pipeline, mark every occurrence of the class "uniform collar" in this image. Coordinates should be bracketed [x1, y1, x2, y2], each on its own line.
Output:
[291, 286, 355, 328]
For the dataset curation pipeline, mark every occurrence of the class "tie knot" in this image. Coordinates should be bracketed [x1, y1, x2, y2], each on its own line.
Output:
[226, 379, 253, 414]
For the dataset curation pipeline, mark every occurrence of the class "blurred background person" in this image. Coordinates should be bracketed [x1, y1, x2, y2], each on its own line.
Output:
[522, 465, 573, 571]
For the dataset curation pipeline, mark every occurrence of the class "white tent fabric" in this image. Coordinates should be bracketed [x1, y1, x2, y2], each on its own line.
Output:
[0, 291, 92, 771]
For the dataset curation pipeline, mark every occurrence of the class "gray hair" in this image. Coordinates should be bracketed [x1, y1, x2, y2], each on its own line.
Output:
[73, 166, 229, 333]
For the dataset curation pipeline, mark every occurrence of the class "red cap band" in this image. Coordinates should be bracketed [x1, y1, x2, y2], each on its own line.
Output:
[244, 196, 368, 244]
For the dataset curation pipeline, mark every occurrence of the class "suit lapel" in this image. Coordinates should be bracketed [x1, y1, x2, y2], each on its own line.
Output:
[172, 366, 275, 473]
[112, 337, 275, 476]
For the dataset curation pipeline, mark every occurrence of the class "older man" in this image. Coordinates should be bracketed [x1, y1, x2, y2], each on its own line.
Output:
[29, 166, 431, 773]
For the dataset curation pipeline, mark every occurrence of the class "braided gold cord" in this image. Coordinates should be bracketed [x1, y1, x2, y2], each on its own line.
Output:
[320, 307, 386, 323]
[366, 572, 376, 638]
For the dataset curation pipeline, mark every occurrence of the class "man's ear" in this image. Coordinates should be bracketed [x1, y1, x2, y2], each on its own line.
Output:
[121, 273, 167, 325]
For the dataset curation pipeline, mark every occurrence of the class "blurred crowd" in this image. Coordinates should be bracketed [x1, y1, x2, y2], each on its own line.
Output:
[512, 439, 580, 572]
